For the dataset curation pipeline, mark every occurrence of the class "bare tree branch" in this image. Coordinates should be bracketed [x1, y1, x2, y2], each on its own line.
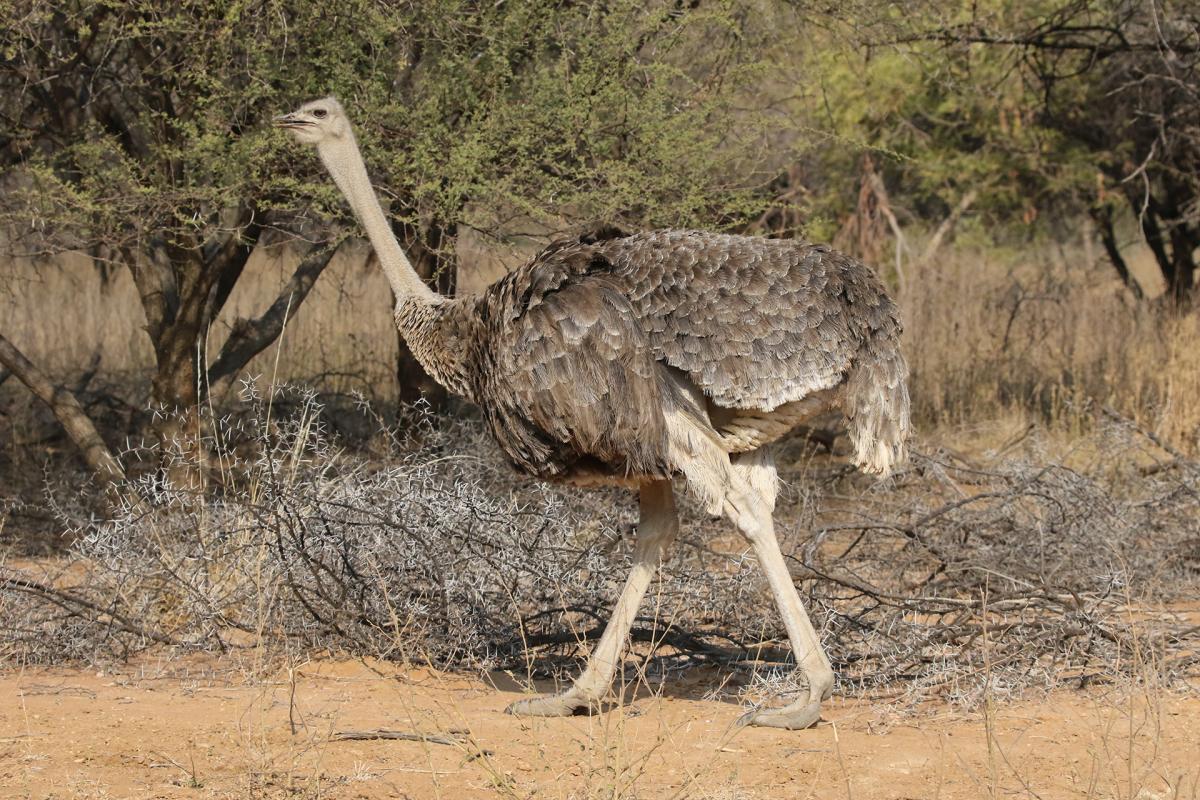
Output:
[0, 573, 176, 645]
[0, 333, 133, 497]
[204, 243, 341, 399]
[919, 188, 978, 267]
[1090, 205, 1146, 299]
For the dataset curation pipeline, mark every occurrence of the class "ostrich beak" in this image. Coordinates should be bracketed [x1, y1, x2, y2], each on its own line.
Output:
[273, 112, 308, 129]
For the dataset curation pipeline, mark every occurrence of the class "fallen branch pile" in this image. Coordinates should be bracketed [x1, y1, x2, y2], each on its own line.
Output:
[1, 390, 1196, 707]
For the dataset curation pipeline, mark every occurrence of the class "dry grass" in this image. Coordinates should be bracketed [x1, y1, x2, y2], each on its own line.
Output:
[901, 239, 1200, 451]
[0, 230, 512, 404]
[2, 234, 1198, 453]
[0, 241, 397, 404]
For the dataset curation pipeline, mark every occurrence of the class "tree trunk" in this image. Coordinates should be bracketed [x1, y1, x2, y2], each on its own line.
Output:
[122, 209, 340, 489]
[1090, 206, 1145, 300]
[391, 219, 457, 409]
[129, 240, 223, 492]
[1124, 192, 1196, 307]
[151, 363, 205, 493]
[1166, 222, 1197, 306]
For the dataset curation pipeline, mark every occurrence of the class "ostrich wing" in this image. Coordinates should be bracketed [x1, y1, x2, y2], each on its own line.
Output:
[595, 230, 900, 412]
[477, 253, 671, 480]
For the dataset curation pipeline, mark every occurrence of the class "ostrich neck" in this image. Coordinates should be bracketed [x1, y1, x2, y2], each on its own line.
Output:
[317, 137, 437, 304]
[315, 134, 477, 400]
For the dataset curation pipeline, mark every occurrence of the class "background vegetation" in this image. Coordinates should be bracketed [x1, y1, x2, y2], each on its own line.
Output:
[0, 0, 1197, 713]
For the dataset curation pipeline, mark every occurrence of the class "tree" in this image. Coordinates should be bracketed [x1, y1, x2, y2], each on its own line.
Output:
[1, 0, 794, 484]
[806, 0, 1200, 305]
[1, 1, 393, 473]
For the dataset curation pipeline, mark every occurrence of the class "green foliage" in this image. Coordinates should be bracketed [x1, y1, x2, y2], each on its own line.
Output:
[352, 0, 787, 237]
[0, 0, 790, 258]
[796, 3, 1081, 232]
[3, 1, 368, 245]
[5, 0, 1191, 289]
[796, 0, 1199, 295]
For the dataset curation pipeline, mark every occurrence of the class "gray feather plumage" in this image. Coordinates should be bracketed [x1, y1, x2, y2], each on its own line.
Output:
[398, 228, 909, 480]
[593, 230, 899, 411]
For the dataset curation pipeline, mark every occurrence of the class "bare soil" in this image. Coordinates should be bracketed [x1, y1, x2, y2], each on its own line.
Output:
[2, 655, 1196, 799]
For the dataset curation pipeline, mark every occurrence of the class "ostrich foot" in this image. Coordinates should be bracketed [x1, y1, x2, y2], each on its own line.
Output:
[505, 690, 591, 717]
[737, 699, 823, 730]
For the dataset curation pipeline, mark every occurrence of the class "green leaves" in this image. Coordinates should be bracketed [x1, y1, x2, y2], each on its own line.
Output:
[1, 0, 795, 262]
[796, 0, 1199, 258]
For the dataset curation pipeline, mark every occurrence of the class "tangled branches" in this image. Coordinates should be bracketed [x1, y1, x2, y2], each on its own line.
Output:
[1, 388, 1197, 708]
[786, 431, 1200, 707]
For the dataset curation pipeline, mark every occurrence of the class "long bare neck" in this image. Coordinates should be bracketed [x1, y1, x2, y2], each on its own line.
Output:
[317, 135, 437, 304]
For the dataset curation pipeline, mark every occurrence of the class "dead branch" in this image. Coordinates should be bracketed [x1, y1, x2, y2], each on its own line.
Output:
[919, 189, 978, 267]
[0, 574, 177, 646]
[330, 729, 470, 746]
[0, 394, 1194, 705]
[0, 333, 142, 509]
[205, 243, 340, 399]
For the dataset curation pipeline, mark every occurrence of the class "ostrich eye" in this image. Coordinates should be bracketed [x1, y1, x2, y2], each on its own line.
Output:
[312, 108, 328, 119]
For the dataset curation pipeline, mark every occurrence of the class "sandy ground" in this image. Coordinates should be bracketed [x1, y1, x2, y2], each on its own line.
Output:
[1, 655, 1197, 800]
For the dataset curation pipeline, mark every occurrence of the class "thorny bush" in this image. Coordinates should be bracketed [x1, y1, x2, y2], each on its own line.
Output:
[1, 386, 1198, 710]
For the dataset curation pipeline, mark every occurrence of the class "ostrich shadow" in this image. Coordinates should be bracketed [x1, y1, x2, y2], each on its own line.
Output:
[485, 641, 801, 716]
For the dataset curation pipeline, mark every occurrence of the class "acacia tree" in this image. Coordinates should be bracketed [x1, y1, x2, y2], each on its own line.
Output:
[0, 1, 396, 458]
[1, 0, 791, 484]
[806, 0, 1199, 305]
[363, 0, 787, 399]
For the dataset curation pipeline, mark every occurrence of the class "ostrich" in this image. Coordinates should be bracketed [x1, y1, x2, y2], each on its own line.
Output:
[276, 97, 909, 730]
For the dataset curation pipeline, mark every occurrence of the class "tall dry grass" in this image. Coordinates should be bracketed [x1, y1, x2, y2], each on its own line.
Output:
[2, 231, 1197, 451]
[0, 230, 514, 404]
[0, 242, 400, 402]
[901, 240, 1199, 451]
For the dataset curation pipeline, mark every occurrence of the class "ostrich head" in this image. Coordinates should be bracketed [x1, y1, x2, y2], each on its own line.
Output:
[274, 96, 437, 304]
[274, 97, 351, 145]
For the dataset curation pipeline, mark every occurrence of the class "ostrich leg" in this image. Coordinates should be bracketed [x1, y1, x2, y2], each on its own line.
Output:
[506, 479, 678, 717]
[725, 451, 834, 730]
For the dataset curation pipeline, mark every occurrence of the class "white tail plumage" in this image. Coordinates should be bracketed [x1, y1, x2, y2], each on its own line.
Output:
[844, 333, 910, 476]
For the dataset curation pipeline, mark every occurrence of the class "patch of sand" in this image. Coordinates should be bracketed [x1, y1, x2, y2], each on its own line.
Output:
[1, 656, 1196, 799]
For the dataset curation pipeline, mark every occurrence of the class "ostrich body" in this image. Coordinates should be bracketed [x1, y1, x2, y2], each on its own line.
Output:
[277, 98, 910, 730]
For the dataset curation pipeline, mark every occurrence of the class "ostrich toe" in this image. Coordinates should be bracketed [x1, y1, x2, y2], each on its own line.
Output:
[737, 699, 823, 730]
[505, 690, 590, 717]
